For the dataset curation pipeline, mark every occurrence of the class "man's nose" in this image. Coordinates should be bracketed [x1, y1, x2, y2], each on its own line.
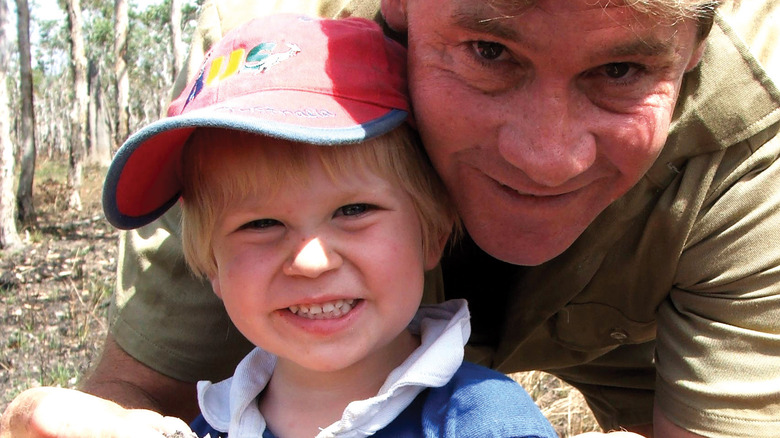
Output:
[497, 83, 596, 187]
[283, 237, 343, 278]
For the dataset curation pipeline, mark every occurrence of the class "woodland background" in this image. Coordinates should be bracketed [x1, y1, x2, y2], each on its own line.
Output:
[0, 0, 602, 435]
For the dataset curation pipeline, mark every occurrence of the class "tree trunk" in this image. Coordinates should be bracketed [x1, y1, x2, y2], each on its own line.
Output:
[114, 0, 128, 146]
[170, 0, 185, 84]
[65, 0, 88, 211]
[15, 0, 37, 226]
[0, 0, 23, 250]
[88, 60, 112, 166]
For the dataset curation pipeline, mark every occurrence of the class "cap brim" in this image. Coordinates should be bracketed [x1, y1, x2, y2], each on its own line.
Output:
[103, 90, 407, 230]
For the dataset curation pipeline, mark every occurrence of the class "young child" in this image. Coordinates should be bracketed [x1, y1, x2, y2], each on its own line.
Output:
[102, 14, 557, 438]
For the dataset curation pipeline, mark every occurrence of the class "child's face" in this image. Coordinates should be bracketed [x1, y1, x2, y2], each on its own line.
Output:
[207, 145, 440, 374]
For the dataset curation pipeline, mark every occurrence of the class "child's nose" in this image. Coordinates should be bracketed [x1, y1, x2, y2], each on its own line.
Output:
[283, 237, 342, 278]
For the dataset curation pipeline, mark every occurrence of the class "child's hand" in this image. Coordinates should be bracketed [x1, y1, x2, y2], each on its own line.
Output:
[0, 387, 194, 438]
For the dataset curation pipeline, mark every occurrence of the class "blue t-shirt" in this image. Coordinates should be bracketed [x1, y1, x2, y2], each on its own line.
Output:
[190, 361, 557, 437]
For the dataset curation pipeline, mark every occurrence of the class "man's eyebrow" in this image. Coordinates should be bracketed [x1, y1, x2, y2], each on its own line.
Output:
[603, 37, 678, 58]
[451, 5, 524, 41]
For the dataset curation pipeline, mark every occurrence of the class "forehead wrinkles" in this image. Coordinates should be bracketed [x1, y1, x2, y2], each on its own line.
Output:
[452, 0, 669, 28]
[450, 0, 682, 56]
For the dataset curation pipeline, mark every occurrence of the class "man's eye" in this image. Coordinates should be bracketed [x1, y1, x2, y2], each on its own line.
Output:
[336, 203, 370, 217]
[473, 41, 506, 60]
[240, 218, 281, 230]
[603, 63, 632, 79]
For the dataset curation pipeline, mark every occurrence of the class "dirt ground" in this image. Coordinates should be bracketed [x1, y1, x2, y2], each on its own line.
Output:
[1, 166, 117, 413]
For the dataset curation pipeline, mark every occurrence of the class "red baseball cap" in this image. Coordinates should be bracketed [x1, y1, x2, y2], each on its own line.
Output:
[103, 14, 409, 230]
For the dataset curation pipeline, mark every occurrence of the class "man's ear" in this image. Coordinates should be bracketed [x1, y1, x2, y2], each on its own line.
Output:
[685, 39, 707, 72]
[424, 231, 450, 271]
[381, 0, 409, 32]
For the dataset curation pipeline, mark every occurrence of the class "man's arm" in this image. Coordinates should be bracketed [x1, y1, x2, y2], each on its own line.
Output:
[80, 334, 199, 419]
[650, 404, 706, 438]
[615, 406, 707, 438]
[0, 336, 195, 438]
[570, 406, 704, 438]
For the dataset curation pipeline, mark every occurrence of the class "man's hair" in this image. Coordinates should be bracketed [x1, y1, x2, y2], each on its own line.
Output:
[180, 126, 458, 279]
[489, 0, 721, 39]
[622, 0, 721, 39]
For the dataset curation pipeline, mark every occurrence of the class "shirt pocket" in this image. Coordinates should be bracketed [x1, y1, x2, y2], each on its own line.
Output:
[553, 302, 657, 351]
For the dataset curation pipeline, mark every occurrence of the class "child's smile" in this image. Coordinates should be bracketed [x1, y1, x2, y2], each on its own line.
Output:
[288, 298, 360, 319]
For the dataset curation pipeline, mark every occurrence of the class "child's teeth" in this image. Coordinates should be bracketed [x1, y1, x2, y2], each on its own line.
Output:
[289, 299, 357, 319]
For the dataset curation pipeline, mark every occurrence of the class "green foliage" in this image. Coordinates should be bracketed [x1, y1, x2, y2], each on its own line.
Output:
[85, 10, 114, 50]
[25, 228, 45, 243]
[43, 363, 76, 387]
[35, 159, 68, 183]
[81, 0, 113, 16]
[128, 1, 173, 80]
[126, 0, 202, 127]
[32, 20, 68, 77]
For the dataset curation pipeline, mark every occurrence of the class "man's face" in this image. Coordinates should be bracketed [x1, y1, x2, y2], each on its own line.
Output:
[391, 0, 705, 265]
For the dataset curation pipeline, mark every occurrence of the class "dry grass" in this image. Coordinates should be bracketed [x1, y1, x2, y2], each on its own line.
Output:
[1, 164, 117, 413]
[512, 371, 601, 436]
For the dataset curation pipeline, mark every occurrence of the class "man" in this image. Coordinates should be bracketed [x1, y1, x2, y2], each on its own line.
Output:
[2, 0, 778, 437]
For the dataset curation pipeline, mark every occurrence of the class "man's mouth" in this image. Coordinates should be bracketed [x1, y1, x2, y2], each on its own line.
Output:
[497, 180, 574, 199]
[288, 299, 359, 320]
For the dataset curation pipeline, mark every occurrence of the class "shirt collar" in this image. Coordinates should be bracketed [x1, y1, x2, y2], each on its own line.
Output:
[197, 299, 471, 438]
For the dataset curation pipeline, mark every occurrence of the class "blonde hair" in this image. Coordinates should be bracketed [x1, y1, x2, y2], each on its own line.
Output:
[180, 126, 458, 279]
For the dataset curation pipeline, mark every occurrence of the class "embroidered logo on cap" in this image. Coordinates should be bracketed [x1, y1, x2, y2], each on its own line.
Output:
[245, 42, 300, 72]
[184, 40, 301, 110]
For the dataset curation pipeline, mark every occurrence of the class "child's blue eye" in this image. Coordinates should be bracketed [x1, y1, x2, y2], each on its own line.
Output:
[241, 218, 282, 230]
[336, 203, 370, 217]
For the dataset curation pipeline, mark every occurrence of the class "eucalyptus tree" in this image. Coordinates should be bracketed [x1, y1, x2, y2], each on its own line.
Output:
[34, 16, 71, 159]
[0, 0, 23, 250]
[170, 0, 184, 82]
[64, 0, 88, 210]
[16, 0, 37, 226]
[114, 0, 128, 146]
[27, 0, 199, 178]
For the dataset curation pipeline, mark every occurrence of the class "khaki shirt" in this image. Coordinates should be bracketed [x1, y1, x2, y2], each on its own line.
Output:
[111, 1, 780, 436]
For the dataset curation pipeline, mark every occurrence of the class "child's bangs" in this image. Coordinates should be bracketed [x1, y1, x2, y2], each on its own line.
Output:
[185, 130, 311, 209]
[314, 143, 393, 186]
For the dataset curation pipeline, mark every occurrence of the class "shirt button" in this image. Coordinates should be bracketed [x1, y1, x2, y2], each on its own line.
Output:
[610, 329, 629, 343]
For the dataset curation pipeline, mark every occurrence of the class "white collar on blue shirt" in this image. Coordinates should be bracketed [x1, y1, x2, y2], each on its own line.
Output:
[197, 299, 471, 438]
